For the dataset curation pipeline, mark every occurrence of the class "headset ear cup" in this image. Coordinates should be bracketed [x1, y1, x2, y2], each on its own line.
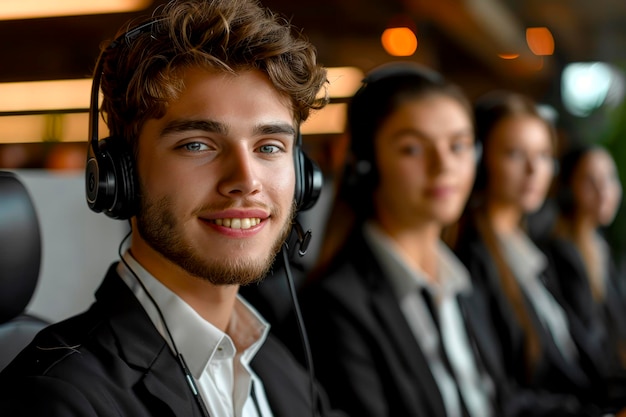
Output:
[104, 137, 137, 219]
[87, 136, 137, 220]
[553, 158, 560, 177]
[474, 141, 483, 166]
[86, 145, 108, 214]
[343, 157, 377, 219]
[295, 150, 323, 211]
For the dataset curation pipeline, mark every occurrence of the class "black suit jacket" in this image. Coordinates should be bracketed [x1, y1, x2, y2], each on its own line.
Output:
[297, 231, 445, 417]
[542, 237, 626, 405]
[0, 264, 341, 417]
[295, 229, 584, 417]
[543, 237, 626, 361]
[454, 225, 626, 414]
[454, 228, 588, 392]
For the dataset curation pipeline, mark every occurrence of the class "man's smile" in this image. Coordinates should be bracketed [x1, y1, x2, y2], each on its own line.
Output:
[210, 217, 262, 229]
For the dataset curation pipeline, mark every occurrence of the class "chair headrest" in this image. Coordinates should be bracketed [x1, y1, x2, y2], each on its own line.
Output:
[0, 171, 41, 323]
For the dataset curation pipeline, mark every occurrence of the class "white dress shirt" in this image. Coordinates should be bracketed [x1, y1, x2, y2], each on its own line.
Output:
[364, 222, 495, 417]
[499, 231, 579, 364]
[117, 250, 273, 417]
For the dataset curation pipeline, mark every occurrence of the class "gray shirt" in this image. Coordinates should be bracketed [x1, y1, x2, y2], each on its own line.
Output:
[499, 230, 579, 363]
[364, 222, 495, 417]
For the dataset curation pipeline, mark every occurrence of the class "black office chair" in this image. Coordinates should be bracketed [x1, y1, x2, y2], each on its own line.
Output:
[0, 170, 49, 371]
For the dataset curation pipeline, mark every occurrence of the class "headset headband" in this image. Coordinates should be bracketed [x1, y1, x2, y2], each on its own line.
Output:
[89, 19, 164, 153]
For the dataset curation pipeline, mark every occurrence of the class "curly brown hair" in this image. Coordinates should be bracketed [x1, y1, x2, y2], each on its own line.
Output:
[98, 0, 328, 150]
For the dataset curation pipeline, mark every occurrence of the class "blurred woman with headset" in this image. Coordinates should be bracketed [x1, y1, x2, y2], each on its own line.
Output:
[292, 64, 586, 417]
[544, 144, 626, 401]
[453, 90, 625, 415]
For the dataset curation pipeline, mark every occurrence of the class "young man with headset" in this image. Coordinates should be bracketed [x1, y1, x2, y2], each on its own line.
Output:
[0, 0, 340, 416]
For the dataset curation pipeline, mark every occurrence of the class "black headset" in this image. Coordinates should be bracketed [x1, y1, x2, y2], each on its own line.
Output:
[348, 63, 443, 188]
[86, 19, 323, 220]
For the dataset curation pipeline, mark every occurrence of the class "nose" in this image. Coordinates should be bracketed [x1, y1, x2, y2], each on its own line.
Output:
[428, 145, 449, 175]
[525, 156, 537, 175]
[217, 146, 262, 199]
[594, 182, 609, 201]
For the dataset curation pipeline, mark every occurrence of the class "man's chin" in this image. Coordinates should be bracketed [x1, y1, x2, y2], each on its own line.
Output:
[185, 250, 279, 286]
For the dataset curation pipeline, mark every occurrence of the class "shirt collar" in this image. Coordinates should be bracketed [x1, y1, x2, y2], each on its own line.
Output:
[116, 250, 270, 379]
[498, 230, 547, 279]
[363, 221, 471, 300]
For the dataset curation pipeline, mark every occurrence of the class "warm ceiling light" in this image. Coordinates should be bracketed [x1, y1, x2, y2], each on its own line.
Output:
[498, 53, 520, 60]
[0, 67, 361, 114]
[0, 113, 108, 143]
[0, 79, 93, 113]
[0, 115, 47, 143]
[526, 27, 555, 56]
[301, 103, 347, 135]
[0, 0, 152, 20]
[322, 67, 365, 99]
[381, 27, 418, 57]
[63, 113, 109, 141]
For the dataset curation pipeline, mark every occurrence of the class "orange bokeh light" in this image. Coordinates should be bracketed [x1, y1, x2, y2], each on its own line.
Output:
[498, 53, 520, 60]
[526, 27, 555, 56]
[381, 27, 418, 57]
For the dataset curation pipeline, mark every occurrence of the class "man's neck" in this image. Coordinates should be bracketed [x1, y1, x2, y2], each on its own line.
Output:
[128, 247, 239, 332]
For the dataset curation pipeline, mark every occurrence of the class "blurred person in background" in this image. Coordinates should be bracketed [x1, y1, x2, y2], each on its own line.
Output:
[292, 63, 584, 417]
[544, 144, 626, 395]
[453, 90, 625, 415]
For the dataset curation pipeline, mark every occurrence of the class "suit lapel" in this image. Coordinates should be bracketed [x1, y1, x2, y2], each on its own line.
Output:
[457, 292, 503, 382]
[354, 238, 448, 417]
[95, 265, 201, 417]
[252, 335, 315, 417]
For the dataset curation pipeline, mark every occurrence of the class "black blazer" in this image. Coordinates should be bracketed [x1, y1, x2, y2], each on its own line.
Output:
[542, 238, 626, 403]
[454, 225, 626, 414]
[0, 264, 342, 417]
[295, 229, 584, 417]
[454, 227, 586, 390]
[543, 237, 626, 359]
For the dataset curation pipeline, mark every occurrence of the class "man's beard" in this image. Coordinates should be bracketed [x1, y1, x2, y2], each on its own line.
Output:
[135, 191, 296, 286]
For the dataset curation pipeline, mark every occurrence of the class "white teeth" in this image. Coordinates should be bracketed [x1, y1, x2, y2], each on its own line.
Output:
[213, 218, 260, 229]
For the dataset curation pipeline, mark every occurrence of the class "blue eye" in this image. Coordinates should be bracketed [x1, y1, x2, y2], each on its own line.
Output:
[183, 142, 208, 152]
[259, 144, 280, 154]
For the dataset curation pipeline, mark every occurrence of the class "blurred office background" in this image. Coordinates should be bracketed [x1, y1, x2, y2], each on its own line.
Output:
[1, 0, 625, 320]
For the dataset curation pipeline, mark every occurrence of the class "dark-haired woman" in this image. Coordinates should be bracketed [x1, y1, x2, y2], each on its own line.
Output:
[544, 144, 626, 407]
[454, 91, 624, 415]
[294, 67, 586, 417]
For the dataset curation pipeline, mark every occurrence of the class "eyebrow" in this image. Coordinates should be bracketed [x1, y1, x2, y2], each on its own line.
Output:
[160, 119, 296, 138]
[391, 126, 474, 142]
[253, 123, 296, 137]
[161, 119, 227, 136]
